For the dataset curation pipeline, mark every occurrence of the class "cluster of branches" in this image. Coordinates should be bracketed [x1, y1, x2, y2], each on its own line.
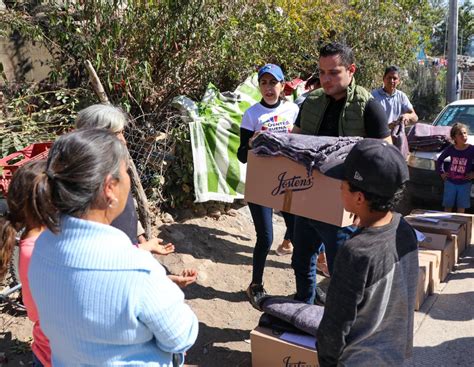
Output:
[1, 0, 446, 206]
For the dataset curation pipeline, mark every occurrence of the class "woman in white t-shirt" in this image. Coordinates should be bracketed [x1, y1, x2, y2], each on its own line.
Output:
[237, 64, 299, 310]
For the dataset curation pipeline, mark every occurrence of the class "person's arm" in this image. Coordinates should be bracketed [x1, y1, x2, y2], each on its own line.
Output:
[363, 99, 391, 140]
[400, 109, 418, 125]
[137, 220, 146, 244]
[291, 125, 302, 134]
[400, 93, 418, 125]
[237, 108, 257, 164]
[316, 246, 368, 366]
[291, 104, 304, 134]
[168, 269, 198, 288]
[467, 146, 474, 179]
[237, 128, 255, 164]
[436, 146, 451, 179]
[138, 266, 199, 355]
[138, 238, 175, 255]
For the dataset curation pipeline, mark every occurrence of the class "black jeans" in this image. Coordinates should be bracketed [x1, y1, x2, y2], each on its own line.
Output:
[248, 202, 295, 285]
[291, 215, 356, 304]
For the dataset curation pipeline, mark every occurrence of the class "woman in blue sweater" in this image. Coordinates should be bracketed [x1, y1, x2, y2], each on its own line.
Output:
[28, 129, 198, 366]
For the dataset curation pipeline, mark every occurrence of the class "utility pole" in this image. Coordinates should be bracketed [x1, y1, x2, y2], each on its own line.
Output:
[447, 0, 459, 103]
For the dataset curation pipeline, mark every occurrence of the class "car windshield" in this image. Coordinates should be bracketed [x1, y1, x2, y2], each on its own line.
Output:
[434, 105, 474, 131]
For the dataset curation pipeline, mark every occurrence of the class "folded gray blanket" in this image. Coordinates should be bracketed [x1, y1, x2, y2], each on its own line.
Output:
[407, 123, 451, 152]
[259, 296, 324, 337]
[252, 132, 361, 175]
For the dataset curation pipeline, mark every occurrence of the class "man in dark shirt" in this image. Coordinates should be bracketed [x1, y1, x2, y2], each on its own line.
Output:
[291, 42, 390, 304]
[318, 139, 418, 366]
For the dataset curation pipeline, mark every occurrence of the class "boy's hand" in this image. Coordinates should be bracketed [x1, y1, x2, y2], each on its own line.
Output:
[467, 172, 474, 180]
[440, 173, 449, 181]
[139, 238, 175, 255]
[169, 269, 198, 288]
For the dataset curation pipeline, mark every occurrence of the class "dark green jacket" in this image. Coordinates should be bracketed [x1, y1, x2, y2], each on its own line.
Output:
[299, 78, 373, 137]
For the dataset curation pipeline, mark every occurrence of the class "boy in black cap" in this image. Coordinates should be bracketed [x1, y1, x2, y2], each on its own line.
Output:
[317, 138, 418, 366]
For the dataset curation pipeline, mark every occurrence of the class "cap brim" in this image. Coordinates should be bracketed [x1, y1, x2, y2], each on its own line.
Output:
[319, 159, 346, 180]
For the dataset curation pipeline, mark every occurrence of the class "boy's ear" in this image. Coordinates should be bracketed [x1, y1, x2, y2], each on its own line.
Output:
[355, 190, 366, 206]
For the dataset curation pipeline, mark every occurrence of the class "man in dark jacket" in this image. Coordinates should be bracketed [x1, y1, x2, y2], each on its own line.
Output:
[291, 42, 390, 304]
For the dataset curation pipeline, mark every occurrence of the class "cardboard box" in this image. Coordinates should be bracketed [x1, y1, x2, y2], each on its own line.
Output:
[415, 265, 428, 310]
[422, 244, 452, 282]
[418, 232, 448, 251]
[415, 256, 434, 296]
[245, 152, 355, 227]
[419, 246, 453, 282]
[409, 210, 471, 256]
[250, 327, 318, 367]
[418, 253, 441, 294]
[417, 230, 456, 277]
[405, 216, 465, 260]
[443, 238, 456, 274]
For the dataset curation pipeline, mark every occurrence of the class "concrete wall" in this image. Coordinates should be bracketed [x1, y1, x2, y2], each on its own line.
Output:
[0, 35, 53, 84]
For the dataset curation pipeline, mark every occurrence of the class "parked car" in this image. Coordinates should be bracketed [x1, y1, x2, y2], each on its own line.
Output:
[407, 99, 474, 205]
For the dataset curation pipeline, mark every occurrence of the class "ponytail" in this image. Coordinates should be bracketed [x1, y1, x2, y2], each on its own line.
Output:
[0, 217, 17, 280]
[32, 172, 59, 233]
[1, 159, 49, 274]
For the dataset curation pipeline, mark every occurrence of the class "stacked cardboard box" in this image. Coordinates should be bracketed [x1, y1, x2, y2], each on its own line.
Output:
[250, 327, 318, 367]
[409, 209, 473, 259]
[405, 210, 473, 310]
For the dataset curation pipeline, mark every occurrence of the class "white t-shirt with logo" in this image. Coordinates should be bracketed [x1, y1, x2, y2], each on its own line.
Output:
[241, 101, 299, 133]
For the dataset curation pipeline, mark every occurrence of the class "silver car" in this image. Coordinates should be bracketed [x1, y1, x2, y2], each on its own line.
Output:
[407, 99, 474, 204]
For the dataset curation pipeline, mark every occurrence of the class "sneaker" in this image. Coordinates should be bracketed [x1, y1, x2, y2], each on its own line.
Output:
[316, 253, 330, 278]
[246, 283, 267, 311]
[275, 240, 293, 256]
[314, 286, 327, 306]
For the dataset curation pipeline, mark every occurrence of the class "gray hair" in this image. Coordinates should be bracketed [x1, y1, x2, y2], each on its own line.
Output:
[32, 129, 129, 233]
[76, 104, 129, 133]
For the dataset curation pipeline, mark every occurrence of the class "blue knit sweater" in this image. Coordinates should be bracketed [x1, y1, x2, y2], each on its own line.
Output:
[29, 216, 198, 366]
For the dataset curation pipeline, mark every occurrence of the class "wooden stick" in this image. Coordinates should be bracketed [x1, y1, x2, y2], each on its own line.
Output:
[84, 60, 152, 239]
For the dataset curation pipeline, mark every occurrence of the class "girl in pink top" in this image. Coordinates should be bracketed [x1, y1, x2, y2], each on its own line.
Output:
[0, 160, 51, 367]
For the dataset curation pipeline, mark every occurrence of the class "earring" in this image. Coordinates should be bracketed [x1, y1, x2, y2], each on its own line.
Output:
[108, 198, 119, 209]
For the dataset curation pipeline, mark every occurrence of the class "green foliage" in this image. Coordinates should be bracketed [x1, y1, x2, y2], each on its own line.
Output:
[0, 85, 83, 156]
[1, 0, 443, 207]
[406, 64, 446, 121]
[431, 0, 474, 56]
[164, 122, 195, 209]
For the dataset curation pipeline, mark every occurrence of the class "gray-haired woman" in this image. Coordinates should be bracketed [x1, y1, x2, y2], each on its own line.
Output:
[29, 129, 198, 366]
[76, 104, 197, 287]
[75, 104, 164, 248]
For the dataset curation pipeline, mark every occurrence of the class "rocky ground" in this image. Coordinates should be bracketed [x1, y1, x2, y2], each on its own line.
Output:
[0, 192, 441, 366]
[0, 204, 295, 367]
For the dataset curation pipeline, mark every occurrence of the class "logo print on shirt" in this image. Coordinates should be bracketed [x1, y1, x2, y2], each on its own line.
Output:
[261, 115, 292, 133]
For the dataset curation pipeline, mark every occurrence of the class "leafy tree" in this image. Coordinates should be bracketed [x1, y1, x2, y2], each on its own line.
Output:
[0, 0, 446, 206]
[431, 0, 474, 56]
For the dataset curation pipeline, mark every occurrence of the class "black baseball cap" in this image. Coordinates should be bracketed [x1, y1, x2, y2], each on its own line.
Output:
[325, 138, 409, 197]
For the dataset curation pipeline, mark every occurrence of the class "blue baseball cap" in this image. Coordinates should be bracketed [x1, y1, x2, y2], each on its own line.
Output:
[258, 64, 284, 81]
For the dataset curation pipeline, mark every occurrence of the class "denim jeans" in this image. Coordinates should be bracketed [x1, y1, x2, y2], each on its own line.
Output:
[282, 211, 295, 241]
[248, 203, 295, 285]
[32, 352, 44, 367]
[291, 215, 356, 304]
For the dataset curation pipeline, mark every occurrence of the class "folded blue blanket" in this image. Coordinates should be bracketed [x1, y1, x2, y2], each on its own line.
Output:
[259, 296, 324, 337]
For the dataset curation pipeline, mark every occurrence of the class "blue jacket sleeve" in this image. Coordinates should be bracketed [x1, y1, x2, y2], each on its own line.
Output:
[138, 267, 198, 355]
